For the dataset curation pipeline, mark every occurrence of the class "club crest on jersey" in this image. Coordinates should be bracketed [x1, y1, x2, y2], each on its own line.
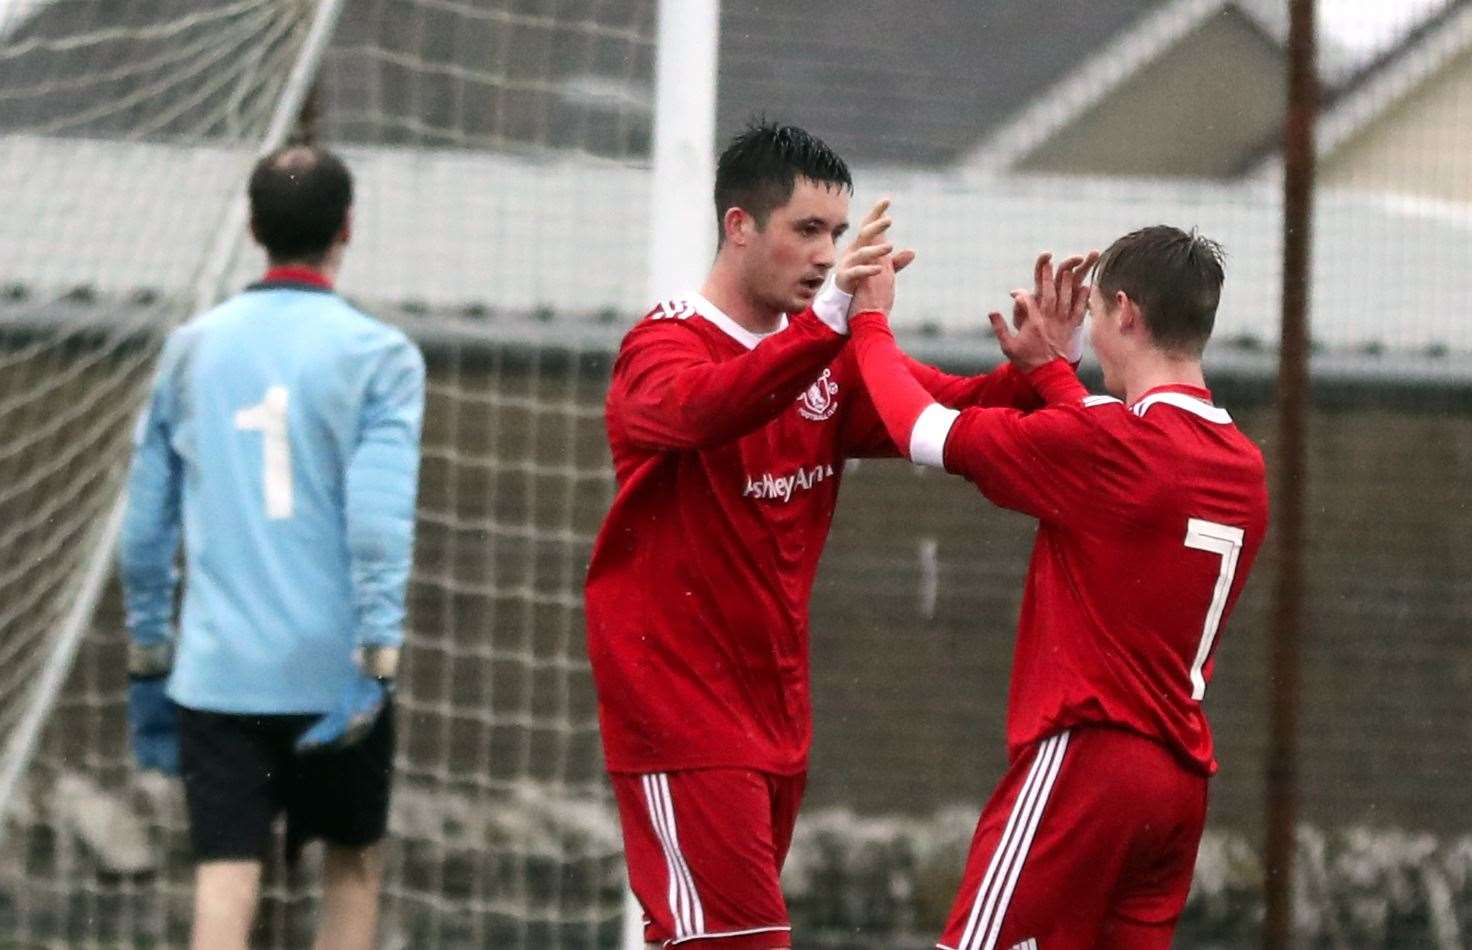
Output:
[797, 368, 839, 421]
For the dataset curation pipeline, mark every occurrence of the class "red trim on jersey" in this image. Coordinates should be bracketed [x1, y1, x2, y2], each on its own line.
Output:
[261, 265, 332, 288]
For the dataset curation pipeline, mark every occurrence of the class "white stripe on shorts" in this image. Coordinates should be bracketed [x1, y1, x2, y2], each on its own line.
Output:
[957, 731, 1070, 950]
[642, 773, 705, 938]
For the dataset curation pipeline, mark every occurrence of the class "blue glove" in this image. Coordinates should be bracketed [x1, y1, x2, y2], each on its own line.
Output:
[128, 675, 180, 775]
[296, 647, 396, 753]
[295, 675, 390, 753]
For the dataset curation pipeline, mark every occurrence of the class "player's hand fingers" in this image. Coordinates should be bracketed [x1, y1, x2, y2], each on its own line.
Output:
[1034, 252, 1056, 317]
[1070, 250, 1101, 325]
[1010, 289, 1031, 329]
[1064, 251, 1097, 321]
[989, 310, 1012, 352]
[845, 200, 891, 250]
[853, 215, 894, 248]
[1054, 254, 1084, 292]
[1012, 290, 1042, 330]
[847, 242, 894, 265]
[844, 264, 883, 281]
[1072, 283, 1092, 327]
[892, 248, 917, 273]
[1054, 255, 1083, 320]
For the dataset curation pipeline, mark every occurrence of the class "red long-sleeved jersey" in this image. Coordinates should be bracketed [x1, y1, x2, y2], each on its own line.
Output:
[847, 312, 1269, 774]
[585, 290, 1041, 774]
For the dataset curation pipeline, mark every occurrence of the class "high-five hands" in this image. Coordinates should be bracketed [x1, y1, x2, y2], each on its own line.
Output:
[835, 198, 898, 294]
[990, 250, 1099, 372]
[845, 197, 916, 316]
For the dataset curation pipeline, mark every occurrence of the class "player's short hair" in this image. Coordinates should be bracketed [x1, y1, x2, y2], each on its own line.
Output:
[1094, 225, 1225, 358]
[713, 120, 852, 246]
[247, 145, 353, 265]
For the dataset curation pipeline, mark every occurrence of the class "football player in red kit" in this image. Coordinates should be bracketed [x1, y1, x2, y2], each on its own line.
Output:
[845, 227, 1269, 950]
[584, 121, 1072, 949]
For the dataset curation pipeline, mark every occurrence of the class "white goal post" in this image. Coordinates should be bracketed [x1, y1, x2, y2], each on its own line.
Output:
[626, 11, 721, 949]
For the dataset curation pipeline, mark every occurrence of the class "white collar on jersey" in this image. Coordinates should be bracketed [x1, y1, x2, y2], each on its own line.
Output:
[1131, 391, 1232, 424]
[687, 291, 789, 351]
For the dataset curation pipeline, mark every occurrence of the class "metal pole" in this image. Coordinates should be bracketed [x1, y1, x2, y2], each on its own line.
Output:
[0, 0, 349, 846]
[1264, 0, 1316, 945]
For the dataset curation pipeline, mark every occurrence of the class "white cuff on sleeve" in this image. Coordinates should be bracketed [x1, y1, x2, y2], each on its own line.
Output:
[909, 403, 960, 468]
[810, 277, 853, 335]
[1065, 323, 1086, 363]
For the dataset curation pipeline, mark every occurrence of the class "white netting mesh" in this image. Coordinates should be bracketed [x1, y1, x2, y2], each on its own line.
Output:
[0, 1, 652, 946]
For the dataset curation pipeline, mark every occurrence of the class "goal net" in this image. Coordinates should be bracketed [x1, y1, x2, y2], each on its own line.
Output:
[0, 1, 652, 946]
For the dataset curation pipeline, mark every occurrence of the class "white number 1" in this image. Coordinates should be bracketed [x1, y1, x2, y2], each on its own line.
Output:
[234, 386, 293, 520]
[1184, 518, 1245, 701]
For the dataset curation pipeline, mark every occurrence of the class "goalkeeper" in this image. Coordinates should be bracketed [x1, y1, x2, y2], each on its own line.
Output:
[117, 144, 424, 950]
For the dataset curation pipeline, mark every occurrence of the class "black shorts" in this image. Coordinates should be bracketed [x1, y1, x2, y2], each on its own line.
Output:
[177, 703, 394, 864]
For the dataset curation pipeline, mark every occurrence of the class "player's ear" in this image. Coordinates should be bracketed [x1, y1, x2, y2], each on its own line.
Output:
[1116, 291, 1140, 333]
[722, 206, 753, 247]
[337, 208, 352, 249]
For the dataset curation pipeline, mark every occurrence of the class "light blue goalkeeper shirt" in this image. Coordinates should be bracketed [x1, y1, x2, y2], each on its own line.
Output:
[118, 273, 425, 714]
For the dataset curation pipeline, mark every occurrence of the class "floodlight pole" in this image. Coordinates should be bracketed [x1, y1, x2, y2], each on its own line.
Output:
[1264, 0, 1316, 945]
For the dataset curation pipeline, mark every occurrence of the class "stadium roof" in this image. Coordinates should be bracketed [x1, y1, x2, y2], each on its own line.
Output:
[714, 0, 1174, 167]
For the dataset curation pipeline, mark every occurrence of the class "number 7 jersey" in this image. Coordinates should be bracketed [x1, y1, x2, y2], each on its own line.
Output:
[942, 383, 1269, 774]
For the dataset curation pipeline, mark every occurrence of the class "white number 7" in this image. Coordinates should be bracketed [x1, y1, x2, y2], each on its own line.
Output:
[234, 386, 293, 520]
[1184, 518, 1245, 701]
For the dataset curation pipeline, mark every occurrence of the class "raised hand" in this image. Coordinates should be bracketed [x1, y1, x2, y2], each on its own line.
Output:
[835, 197, 896, 294]
[1042, 249, 1099, 335]
[991, 249, 1099, 372]
[843, 197, 917, 317]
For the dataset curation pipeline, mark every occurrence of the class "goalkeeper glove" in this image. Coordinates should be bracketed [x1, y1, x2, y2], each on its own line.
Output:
[295, 645, 398, 754]
[127, 640, 180, 776]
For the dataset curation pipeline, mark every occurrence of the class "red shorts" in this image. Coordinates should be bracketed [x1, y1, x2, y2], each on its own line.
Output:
[610, 768, 805, 948]
[938, 727, 1208, 950]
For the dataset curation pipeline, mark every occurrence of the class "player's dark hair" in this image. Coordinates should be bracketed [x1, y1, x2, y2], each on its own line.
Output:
[248, 145, 353, 265]
[1094, 225, 1226, 358]
[713, 120, 852, 247]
